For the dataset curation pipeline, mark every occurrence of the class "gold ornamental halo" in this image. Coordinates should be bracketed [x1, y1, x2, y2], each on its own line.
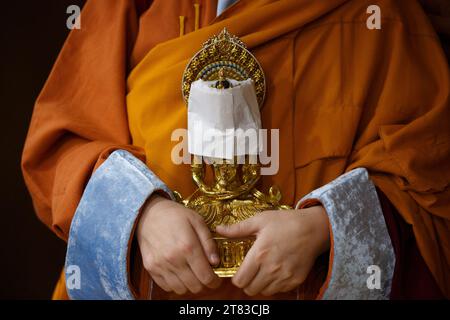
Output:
[181, 28, 266, 108]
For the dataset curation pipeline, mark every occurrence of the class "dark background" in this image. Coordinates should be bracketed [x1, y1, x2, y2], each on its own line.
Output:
[0, 0, 448, 300]
[0, 0, 85, 299]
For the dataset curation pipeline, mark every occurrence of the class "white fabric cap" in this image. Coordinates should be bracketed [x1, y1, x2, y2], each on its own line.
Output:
[188, 78, 262, 159]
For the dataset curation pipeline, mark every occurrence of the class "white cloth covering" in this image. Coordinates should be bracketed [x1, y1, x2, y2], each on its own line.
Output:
[187, 78, 262, 159]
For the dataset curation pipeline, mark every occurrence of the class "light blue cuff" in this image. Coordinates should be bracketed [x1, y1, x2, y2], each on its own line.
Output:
[296, 168, 395, 300]
[217, 0, 239, 16]
[65, 150, 173, 300]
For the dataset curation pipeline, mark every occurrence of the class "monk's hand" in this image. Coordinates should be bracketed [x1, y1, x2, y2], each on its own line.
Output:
[215, 206, 330, 296]
[137, 194, 222, 295]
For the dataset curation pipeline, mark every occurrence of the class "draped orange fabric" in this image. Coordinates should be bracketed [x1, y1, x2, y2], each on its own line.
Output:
[127, 0, 450, 298]
[22, 0, 450, 299]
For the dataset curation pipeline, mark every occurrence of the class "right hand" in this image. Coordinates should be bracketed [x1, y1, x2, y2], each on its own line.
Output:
[136, 194, 222, 295]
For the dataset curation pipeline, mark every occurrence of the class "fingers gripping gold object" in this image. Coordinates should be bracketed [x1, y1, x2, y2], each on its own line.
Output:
[176, 29, 291, 277]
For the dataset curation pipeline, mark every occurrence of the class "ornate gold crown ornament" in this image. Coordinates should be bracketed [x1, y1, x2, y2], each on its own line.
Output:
[176, 29, 291, 277]
[181, 28, 266, 108]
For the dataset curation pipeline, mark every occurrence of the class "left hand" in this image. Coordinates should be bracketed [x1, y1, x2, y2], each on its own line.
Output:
[215, 206, 330, 296]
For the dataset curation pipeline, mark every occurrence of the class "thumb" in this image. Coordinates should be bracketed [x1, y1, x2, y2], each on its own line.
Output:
[215, 217, 261, 238]
[190, 215, 220, 266]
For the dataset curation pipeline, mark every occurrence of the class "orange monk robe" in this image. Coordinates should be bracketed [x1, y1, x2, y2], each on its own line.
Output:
[22, 0, 450, 299]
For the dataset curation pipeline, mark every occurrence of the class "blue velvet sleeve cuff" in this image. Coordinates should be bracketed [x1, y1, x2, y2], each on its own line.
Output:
[65, 149, 174, 300]
[296, 168, 395, 300]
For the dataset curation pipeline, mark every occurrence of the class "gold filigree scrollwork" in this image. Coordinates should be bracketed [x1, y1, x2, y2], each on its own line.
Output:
[181, 28, 266, 108]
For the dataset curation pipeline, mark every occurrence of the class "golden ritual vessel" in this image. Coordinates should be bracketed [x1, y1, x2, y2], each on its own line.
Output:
[176, 29, 291, 277]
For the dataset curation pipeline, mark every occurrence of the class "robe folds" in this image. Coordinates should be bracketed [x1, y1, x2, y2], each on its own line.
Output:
[22, 0, 450, 299]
